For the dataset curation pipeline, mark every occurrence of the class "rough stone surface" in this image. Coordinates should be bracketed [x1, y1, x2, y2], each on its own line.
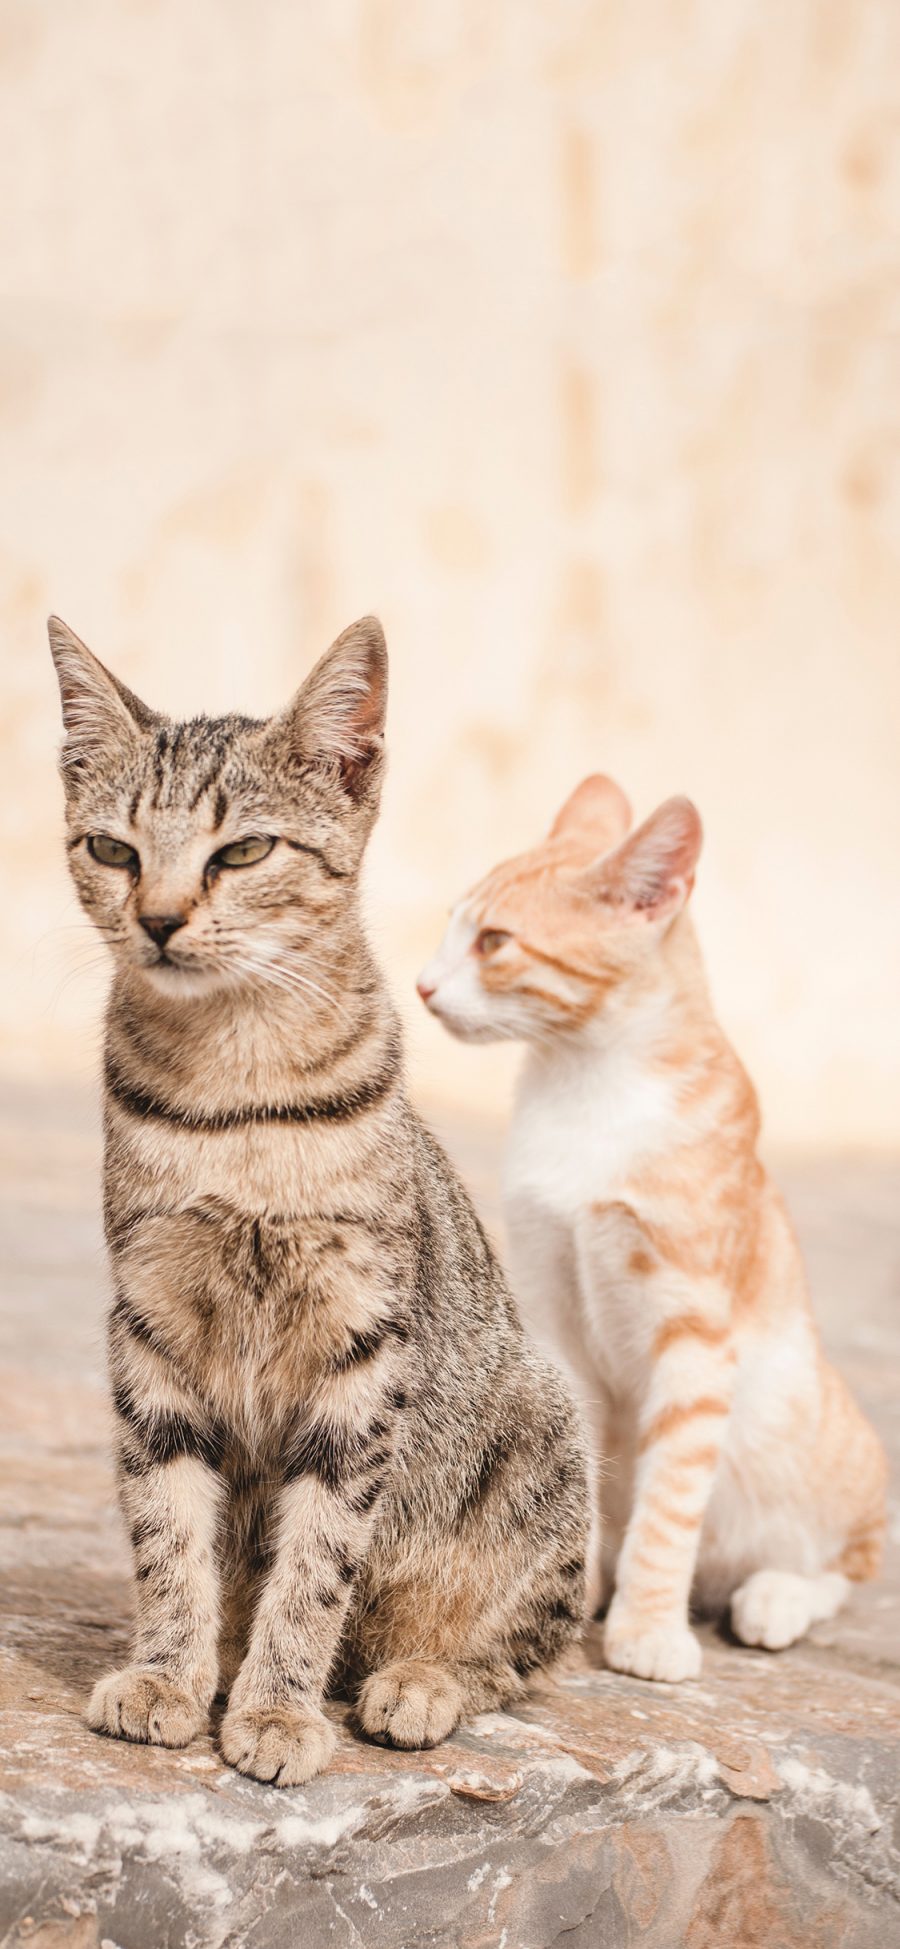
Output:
[1, 1083, 898, 1948]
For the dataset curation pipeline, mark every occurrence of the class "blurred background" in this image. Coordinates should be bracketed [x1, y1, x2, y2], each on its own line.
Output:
[1, 0, 899, 1148]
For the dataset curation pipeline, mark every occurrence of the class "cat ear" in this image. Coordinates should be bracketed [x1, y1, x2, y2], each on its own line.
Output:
[275, 615, 388, 800]
[581, 796, 702, 922]
[549, 774, 632, 851]
[48, 616, 158, 774]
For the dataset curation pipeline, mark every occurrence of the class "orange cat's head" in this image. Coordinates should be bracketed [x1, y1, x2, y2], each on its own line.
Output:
[417, 775, 702, 1042]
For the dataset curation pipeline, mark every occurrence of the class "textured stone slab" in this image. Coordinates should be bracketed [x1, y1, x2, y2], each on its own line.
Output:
[1, 1085, 898, 1947]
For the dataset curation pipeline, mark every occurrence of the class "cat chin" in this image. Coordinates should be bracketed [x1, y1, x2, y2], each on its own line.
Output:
[137, 961, 231, 1000]
[429, 1010, 504, 1045]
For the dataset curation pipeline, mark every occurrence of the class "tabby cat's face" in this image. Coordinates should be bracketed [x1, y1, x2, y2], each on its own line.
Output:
[418, 776, 702, 1043]
[50, 616, 387, 1000]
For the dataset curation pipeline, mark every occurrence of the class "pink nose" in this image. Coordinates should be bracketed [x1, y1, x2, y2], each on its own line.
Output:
[416, 977, 436, 1003]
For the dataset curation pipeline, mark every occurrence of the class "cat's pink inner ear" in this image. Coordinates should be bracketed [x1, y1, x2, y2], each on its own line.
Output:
[585, 796, 703, 918]
[282, 615, 388, 795]
[548, 774, 632, 852]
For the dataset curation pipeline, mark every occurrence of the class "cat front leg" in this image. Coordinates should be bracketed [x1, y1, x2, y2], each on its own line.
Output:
[217, 1473, 271, 1693]
[87, 1328, 225, 1745]
[604, 1316, 735, 1682]
[220, 1378, 399, 1786]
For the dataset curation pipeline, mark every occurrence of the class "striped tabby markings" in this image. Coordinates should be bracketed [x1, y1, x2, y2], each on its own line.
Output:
[637, 1395, 731, 1454]
[104, 1042, 400, 1132]
[222, 1364, 404, 1761]
[667, 1444, 721, 1475]
[111, 1366, 226, 1478]
[110, 1300, 403, 1715]
[330, 1314, 409, 1372]
[113, 1295, 404, 1500]
[652, 1498, 707, 1532]
[187, 759, 228, 815]
[455, 1428, 517, 1527]
[651, 1313, 731, 1357]
[281, 1407, 395, 1495]
[605, 1381, 733, 1668]
[294, 1012, 378, 1079]
[87, 1452, 224, 1741]
[838, 1525, 886, 1580]
[111, 1289, 174, 1364]
[283, 838, 352, 881]
[628, 1519, 689, 1561]
[614, 1584, 681, 1613]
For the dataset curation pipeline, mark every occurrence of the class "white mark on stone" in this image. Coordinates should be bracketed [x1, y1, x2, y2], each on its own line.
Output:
[329, 1890, 366, 1945]
[777, 1758, 882, 1836]
[611, 1742, 719, 1814]
[277, 1775, 448, 1852]
[21, 1813, 100, 1861]
[487, 1867, 512, 1920]
[276, 1805, 365, 1850]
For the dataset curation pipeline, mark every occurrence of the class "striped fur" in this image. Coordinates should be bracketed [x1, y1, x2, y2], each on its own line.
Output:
[49, 615, 588, 1784]
[419, 775, 887, 1681]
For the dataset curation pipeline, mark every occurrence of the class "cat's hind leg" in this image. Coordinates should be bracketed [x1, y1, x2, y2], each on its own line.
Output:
[353, 1520, 586, 1747]
[356, 1648, 533, 1749]
[730, 1568, 849, 1651]
[355, 1658, 468, 1749]
[352, 1392, 588, 1750]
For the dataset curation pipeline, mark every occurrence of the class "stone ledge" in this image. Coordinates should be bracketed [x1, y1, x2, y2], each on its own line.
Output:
[3, 1632, 899, 1948]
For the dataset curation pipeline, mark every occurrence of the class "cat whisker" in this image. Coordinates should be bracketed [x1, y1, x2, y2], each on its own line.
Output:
[42, 954, 117, 1011]
[227, 953, 338, 1013]
[253, 935, 341, 992]
[230, 948, 340, 1011]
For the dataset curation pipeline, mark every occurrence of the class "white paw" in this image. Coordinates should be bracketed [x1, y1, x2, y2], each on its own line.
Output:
[220, 1703, 336, 1786]
[730, 1570, 818, 1651]
[604, 1607, 702, 1683]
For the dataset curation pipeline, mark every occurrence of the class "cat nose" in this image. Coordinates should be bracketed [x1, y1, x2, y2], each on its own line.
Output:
[416, 976, 436, 1003]
[139, 913, 188, 949]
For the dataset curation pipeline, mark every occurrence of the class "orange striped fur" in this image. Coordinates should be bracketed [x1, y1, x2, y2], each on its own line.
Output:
[419, 775, 888, 1681]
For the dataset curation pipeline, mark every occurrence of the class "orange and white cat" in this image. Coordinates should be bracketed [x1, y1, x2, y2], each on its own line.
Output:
[417, 776, 887, 1682]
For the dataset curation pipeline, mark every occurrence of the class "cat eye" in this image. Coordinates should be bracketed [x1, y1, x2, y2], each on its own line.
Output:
[87, 834, 140, 870]
[209, 835, 276, 871]
[476, 928, 512, 956]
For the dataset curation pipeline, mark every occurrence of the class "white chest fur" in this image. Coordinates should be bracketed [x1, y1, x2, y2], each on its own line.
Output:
[504, 1031, 679, 1219]
[502, 1029, 681, 1400]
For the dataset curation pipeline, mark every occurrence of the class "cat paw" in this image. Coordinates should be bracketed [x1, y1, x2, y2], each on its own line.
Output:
[356, 1659, 463, 1750]
[730, 1569, 844, 1650]
[220, 1702, 336, 1786]
[604, 1610, 702, 1683]
[86, 1667, 207, 1746]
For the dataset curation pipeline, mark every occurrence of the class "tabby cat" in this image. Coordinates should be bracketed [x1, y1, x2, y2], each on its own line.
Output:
[49, 614, 588, 1784]
[418, 775, 887, 1682]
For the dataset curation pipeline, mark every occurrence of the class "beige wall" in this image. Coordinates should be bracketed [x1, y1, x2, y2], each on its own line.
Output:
[1, 1, 899, 1146]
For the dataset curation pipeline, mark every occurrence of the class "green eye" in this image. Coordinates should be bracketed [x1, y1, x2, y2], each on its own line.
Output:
[211, 835, 276, 870]
[476, 928, 512, 956]
[87, 834, 139, 870]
